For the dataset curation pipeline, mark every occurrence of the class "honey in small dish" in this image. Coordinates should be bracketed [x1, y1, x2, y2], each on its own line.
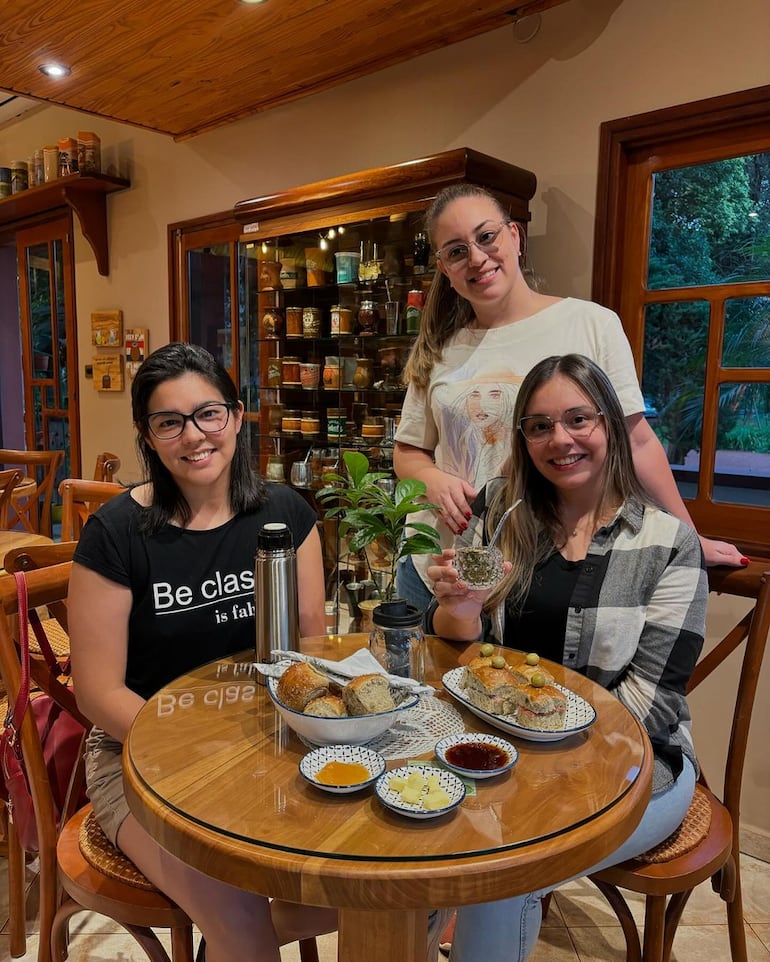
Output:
[315, 760, 371, 786]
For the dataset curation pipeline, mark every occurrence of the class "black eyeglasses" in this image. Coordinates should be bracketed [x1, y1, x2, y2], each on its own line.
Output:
[518, 407, 604, 444]
[145, 402, 234, 440]
[435, 221, 512, 268]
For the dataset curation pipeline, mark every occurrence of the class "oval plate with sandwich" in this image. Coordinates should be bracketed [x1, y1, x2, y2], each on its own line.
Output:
[442, 667, 596, 743]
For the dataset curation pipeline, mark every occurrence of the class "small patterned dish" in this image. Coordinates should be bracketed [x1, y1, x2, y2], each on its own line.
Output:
[435, 732, 518, 779]
[375, 764, 465, 820]
[299, 744, 386, 795]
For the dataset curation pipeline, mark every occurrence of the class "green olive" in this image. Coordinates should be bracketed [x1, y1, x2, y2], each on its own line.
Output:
[491, 655, 507, 669]
[525, 652, 540, 666]
[480, 643, 495, 657]
[530, 671, 546, 688]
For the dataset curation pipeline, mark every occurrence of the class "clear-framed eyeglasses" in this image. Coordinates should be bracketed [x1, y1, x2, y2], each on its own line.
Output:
[518, 406, 604, 444]
[145, 402, 235, 440]
[434, 220, 512, 268]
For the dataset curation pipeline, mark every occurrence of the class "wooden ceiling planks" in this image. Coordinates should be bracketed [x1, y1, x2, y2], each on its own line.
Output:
[0, 0, 571, 139]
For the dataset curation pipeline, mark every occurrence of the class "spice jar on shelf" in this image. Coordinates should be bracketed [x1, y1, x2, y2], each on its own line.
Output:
[300, 412, 320, 438]
[281, 410, 301, 435]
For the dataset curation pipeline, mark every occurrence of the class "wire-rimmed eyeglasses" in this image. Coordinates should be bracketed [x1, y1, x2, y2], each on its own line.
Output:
[145, 402, 235, 440]
[434, 220, 512, 268]
[518, 406, 604, 444]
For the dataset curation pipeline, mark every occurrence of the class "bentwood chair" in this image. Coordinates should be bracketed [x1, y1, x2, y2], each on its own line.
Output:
[589, 560, 770, 962]
[0, 563, 196, 962]
[0, 449, 64, 537]
[94, 451, 121, 483]
[59, 478, 123, 541]
[0, 469, 25, 529]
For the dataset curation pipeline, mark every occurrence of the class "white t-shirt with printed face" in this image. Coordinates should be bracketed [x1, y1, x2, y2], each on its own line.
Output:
[395, 298, 645, 587]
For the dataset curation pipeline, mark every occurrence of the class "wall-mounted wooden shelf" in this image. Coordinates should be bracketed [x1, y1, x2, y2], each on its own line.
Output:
[0, 172, 130, 275]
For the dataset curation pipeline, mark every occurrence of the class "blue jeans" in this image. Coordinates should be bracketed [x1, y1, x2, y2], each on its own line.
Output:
[449, 756, 696, 962]
[396, 555, 434, 612]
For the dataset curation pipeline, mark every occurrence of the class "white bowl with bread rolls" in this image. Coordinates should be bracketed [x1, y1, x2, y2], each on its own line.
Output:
[267, 661, 420, 746]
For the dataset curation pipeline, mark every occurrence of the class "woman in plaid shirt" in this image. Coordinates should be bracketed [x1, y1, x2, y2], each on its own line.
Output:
[427, 354, 707, 962]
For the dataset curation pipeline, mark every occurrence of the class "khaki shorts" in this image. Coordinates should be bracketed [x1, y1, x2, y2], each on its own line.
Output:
[84, 727, 130, 847]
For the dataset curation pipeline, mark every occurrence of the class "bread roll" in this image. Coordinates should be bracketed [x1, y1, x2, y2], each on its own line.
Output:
[462, 664, 522, 716]
[342, 673, 396, 715]
[508, 661, 555, 687]
[276, 662, 329, 712]
[516, 684, 567, 731]
[303, 694, 348, 717]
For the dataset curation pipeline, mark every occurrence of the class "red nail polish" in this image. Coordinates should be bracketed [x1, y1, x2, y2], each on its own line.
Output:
[741, 557, 750, 566]
[465, 511, 472, 520]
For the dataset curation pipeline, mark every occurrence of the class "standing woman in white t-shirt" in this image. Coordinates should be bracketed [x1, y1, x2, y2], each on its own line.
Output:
[394, 184, 744, 610]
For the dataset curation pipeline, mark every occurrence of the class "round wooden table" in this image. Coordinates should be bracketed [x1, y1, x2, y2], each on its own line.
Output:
[124, 635, 653, 962]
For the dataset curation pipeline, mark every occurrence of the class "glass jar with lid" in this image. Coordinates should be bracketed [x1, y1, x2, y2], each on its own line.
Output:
[358, 300, 379, 336]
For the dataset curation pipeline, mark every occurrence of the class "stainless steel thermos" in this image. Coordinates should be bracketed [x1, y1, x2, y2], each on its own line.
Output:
[254, 522, 299, 682]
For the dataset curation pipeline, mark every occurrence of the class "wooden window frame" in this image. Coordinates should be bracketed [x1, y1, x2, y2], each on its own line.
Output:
[592, 84, 770, 557]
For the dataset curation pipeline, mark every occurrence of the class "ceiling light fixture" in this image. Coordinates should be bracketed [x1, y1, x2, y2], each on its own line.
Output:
[39, 63, 71, 78]
[239, 0, 267, 5]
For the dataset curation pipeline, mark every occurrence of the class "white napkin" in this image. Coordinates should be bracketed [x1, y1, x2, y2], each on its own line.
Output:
[254, 648, 434, 696]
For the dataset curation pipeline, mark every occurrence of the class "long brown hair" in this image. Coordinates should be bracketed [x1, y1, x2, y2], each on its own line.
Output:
[402, 184, 526, 390]
[484, 354, 652, 611]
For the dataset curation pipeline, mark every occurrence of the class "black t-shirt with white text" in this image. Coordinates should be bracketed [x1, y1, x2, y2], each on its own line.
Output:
[74, 485, 317, 700]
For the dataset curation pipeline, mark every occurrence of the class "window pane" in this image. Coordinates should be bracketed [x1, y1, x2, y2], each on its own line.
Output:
[713, 382, 770, 506]
[187, 245, 232, 370]
[648, 152, 770, 290]
[642, 301, 709, 498]
[723, 296, 770, 367]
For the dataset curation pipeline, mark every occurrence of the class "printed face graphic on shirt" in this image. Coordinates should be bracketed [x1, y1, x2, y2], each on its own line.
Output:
[438, 374, 520, 488]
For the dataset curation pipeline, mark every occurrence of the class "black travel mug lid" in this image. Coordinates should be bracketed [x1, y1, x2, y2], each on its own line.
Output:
[257, 522, 293, 550]
[372, 598, 422, 628]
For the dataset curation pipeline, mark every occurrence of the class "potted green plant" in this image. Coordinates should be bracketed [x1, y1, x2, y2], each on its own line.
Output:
[317, 450, 441, 604]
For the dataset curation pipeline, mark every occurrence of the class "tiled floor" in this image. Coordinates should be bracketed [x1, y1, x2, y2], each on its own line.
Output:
[0, 852, 768, 961]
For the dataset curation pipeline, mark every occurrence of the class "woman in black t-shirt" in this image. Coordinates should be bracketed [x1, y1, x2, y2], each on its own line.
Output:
[69, 343, 335, 962]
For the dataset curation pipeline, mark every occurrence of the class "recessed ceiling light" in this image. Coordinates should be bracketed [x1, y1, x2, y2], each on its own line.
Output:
[39, 63, 71, 78]
[239, 0, 266, 5]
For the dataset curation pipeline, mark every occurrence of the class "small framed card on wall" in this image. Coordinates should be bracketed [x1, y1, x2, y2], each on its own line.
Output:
[92, 353, 124, 392]
[125, 328, 148, 379]
[91, 310, 123, 347]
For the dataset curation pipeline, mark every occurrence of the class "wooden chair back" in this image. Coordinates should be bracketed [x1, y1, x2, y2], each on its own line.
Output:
[0, 469, 25, 529]
[0, 449, 64, 537]
[59, 479, 123, 542]
[590, 559, 770, 962]
[94, 452, 121, 483]
[0, 565, 196, 962]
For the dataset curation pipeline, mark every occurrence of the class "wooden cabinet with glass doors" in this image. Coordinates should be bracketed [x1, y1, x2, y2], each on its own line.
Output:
[171, 148, 536, 594]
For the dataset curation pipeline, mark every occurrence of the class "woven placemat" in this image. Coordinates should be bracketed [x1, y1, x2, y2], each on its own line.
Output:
[634, 783, 712, 864]
[79, 810, 157, 891]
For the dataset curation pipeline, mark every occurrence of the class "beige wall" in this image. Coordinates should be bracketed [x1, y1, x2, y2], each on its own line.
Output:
[1, 0, 768, 850]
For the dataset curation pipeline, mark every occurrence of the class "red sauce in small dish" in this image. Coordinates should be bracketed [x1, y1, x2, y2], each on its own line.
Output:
[445, 742, 509, 771]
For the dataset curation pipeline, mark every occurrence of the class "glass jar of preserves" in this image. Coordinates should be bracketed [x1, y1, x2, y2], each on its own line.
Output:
[281, 357, 301, 386]
[358, 300, 379, 336]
